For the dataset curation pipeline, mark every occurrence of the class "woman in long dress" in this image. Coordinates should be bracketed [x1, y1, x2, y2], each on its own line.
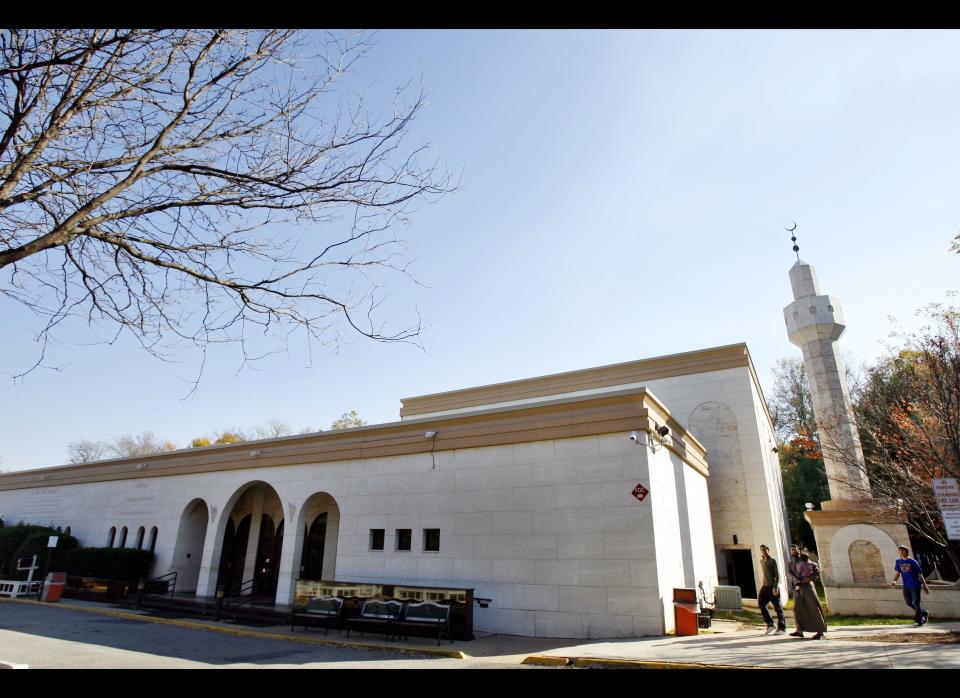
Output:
[790, 553, 828, 640]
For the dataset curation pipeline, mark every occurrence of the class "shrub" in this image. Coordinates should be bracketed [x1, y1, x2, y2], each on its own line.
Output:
[12, 531, 79, 580]
[0, 523, 63, 577]
[66, 548, 155, 584]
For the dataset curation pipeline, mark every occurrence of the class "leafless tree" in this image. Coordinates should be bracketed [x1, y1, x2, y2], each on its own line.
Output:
[67, 439, 109, 463]
[248, 418, 294, 440]
[68, 430, 175, 462]
[768, 357, 817, 443]
[1, 30, 452, 386]
[823, 304, 960, 576]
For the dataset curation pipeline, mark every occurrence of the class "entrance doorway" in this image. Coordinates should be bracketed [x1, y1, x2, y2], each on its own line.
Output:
[215, 482, 285, 599]
[725, 549, 757, 598]
[299, 513, 327, 580]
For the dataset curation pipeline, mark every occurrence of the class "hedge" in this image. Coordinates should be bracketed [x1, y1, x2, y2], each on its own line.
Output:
[13, 531, 79, 579]
[65, 547, 155, 584]
[0, 523, 76, 579]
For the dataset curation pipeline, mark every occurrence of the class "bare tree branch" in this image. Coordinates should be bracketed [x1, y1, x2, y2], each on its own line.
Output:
[1, 29, 454, 383]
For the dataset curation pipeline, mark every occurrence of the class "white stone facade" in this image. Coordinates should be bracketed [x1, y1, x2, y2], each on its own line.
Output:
[0, 344, 790, 637]
[404, 360, 791, 598]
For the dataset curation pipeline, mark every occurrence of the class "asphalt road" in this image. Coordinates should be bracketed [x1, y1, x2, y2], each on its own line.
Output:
[0, 603, 531, 669]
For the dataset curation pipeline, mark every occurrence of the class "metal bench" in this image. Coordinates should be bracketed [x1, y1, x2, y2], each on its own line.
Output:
[345, 599, 403, 641]
[393, 601, 452, 645]
[290, 595, 344, 635]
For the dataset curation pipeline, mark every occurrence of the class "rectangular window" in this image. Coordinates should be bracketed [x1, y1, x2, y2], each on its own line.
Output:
[370, 529, 385, 551]
[423, 529, 440, 552]
[396, 529, 412, 551]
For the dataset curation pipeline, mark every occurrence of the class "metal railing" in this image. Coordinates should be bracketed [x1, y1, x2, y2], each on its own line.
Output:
[212, 578, 256, 621]
[144, 571, 178, 598]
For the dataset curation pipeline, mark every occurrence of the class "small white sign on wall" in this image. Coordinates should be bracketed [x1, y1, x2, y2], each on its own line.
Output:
[943, 509, 960, 541]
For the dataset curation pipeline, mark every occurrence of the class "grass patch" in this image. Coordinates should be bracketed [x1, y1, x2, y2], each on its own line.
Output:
[713, 610, 765, 625]
[824, 615, 914, 626]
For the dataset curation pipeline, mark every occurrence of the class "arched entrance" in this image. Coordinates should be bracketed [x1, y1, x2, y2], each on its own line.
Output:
[300, 512, 328, 580]
[292, 492, 340, 581]
[171, 499, 209, 593]
[215, 482, 284, 599]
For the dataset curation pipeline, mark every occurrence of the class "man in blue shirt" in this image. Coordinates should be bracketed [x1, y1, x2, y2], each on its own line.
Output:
[890, 546, 931, 626]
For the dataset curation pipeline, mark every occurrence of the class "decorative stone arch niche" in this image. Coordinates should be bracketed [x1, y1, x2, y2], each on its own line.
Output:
[828, 524, 898, 585]
[849, 540, 885, 584]
[689, 401, 749, 580]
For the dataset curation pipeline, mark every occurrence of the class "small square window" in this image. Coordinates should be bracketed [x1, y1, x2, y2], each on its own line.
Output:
[370, 529, 385, 551]
[423, 529, 440, 552]
[396, 529, 412, 551]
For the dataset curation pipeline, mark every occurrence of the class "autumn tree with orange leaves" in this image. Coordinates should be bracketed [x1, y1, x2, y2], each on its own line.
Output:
[844, 304, 960, 576]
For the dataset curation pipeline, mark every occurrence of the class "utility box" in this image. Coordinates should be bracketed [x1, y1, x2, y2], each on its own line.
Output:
[673, 588, 699, 636]
[714, 585, 743, 610]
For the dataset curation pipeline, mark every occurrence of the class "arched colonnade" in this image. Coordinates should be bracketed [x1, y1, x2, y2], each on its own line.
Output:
[170, 480, 340, 605]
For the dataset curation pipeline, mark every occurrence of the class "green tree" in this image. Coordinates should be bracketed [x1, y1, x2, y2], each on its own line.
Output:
[330, 410, 366, 430]
[778, 436, 830, 551]
[768, 358, 828, 550]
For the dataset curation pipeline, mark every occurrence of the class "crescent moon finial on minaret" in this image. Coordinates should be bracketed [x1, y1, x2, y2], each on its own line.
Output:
[786, 221, 799, 260]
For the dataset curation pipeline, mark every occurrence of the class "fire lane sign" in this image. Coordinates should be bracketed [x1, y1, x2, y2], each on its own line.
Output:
[933, 478, 960, 510]
[933, 479, 960, 541]
[632, 483, 649, 502]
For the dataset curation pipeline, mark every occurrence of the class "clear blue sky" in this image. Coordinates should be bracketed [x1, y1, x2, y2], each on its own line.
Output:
[1, 30, 957, 472]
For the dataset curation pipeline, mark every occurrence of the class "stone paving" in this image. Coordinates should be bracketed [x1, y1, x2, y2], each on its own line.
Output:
[2, 597, 958, 669]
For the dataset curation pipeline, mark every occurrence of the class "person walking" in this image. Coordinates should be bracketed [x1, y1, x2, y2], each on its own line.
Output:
[789, 551, 827, 640]
[758, 544, 786, 635]
[890, 545, 931, 626]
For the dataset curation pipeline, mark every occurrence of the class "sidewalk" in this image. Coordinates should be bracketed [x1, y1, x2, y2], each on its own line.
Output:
[2, 596, 958, 669]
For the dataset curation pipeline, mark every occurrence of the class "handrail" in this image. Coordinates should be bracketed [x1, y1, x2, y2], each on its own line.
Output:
[221, 578, 256, 611]
[144, 571, 178, 598]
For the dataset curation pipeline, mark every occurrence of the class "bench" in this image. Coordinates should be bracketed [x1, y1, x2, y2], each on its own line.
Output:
[290, 596, 344, 635]
[345, 599, 403, 641]
[393, 601, 452, 645]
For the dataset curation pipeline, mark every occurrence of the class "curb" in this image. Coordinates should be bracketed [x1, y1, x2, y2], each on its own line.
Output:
[0, 596, 468, 660]
[523, 655, 778, 670]
[522, 656, 572, 667]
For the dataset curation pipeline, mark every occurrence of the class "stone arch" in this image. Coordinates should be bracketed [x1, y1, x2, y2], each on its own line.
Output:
[210, 481, 284, 596]
[171, 499, 209, 593]
[688, 401, 749, 587]
[829, 524, 899, 585]
[274, 491, 341, 606]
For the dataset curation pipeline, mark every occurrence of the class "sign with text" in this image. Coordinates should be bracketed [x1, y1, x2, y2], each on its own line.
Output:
[631, 483, 649, 502]
[944, 509, 960, 541]
[933, 478, 960, 510]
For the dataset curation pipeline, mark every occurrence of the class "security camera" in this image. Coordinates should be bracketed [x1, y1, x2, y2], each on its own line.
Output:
[629, 432, 640, 443]
[655, 425, 670, 438]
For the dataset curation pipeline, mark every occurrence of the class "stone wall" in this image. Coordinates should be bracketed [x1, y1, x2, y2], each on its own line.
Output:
[0, 431, 717, 639]
[824, 583, 960, 619]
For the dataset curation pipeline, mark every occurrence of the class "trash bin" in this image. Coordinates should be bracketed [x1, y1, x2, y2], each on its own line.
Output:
[673, 588, 699, 636]
[41, 572, 66, 602]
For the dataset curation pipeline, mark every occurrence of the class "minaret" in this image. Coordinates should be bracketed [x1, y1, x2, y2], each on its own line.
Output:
[779, 225, 909, 594]
[783, 250, 871, 505]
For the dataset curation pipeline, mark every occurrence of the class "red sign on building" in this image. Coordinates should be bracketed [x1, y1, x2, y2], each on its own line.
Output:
[631, 483, 649, 502]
